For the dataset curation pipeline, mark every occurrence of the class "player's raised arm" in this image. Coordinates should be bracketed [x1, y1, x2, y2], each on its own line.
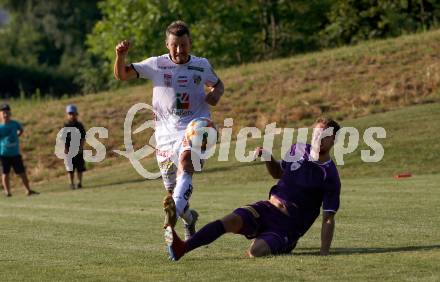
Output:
[114, 40, 138, 81]
[254, 147, 283, 179]
[320, 211, 335, 255]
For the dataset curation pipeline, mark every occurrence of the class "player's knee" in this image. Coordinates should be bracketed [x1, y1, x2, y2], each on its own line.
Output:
[221, 213, 243, 233]
[248, 248, 269, 258]
[248, 240, 271, 258]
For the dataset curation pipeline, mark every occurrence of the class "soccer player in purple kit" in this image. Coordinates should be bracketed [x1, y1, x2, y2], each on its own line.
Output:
[164, 117, 341, 260]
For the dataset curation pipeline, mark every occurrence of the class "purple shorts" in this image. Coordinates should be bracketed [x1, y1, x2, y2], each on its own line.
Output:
[233, 201, 300, 254]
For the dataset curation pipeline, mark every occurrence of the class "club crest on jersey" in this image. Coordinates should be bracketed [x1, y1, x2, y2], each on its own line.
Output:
[176, 92, 190, 110]
[290, 157, 306, 171]
[193, 74, 202, 85]
[163, 73, 172, 87]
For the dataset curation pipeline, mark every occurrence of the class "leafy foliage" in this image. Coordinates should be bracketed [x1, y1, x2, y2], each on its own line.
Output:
[0, 0, 101, 97]
[1, 0, 439, 96]
[84, 0, 332, 90]
[322, 0, 440, 46]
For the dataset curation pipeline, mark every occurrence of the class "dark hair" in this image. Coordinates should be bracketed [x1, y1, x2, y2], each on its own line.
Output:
[314, 116, 341, 136]
[166, 20, 190, 38]
[0, 104, 10, 111]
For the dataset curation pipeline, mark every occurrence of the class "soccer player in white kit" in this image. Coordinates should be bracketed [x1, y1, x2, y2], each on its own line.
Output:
[114, 21, 224, 239]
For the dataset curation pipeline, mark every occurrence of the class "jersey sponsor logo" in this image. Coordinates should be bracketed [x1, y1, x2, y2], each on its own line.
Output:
[171, 109, 194, 117]
[193, 74, 202, 85]
[158, 65, 176, 70]
[163, 73, 172, 87]
[176, 92, 190, 110]
[188, 65, 204, 72]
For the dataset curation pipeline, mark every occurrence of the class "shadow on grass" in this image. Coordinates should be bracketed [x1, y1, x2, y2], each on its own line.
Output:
[85, 177, 151, 189]
[159, 245, 440, 262]
[34, 176, 154, 194]
[293, 245, 440, 256]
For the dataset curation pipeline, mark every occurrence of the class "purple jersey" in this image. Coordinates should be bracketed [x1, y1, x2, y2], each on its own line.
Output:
[270, 143, 341, 236]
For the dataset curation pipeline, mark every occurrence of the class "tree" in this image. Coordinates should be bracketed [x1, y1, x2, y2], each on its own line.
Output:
[321, 0, 440, 47]
[0, 0, 101, 97]
[84, 0, 332, 91]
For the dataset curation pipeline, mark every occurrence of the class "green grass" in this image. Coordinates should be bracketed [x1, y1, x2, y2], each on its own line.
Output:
[337, 102, 440, 178]
[2, 29, 440, 281]
[1, 104, 439, 281]
[0, 167, 438, 281]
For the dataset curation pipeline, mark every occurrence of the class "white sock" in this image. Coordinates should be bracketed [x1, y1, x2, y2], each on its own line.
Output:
[181, 206, 193, 225]
[172, 171, 193, 217]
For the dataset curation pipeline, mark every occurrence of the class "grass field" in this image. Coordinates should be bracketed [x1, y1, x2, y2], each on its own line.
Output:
[1, 103, 439, 281]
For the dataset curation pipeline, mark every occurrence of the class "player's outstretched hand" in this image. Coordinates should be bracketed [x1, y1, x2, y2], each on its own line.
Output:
[254, 147, 264, 159]
[254, 147, 273, 162]
[254, 147, 264, 161]
[115, 40, 131, 56]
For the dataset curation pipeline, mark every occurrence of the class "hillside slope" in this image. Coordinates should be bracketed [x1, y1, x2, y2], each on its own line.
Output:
[7, 29, 440, 183]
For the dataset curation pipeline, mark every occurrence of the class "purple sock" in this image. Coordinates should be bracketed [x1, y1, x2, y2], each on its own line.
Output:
[185, 220, 226, 253]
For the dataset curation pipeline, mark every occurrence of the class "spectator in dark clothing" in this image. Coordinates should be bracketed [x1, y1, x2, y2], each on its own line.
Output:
[63, 104, 86, 189]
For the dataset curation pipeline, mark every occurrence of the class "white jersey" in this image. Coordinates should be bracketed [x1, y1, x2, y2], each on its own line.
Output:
[132, 54, 219, 148]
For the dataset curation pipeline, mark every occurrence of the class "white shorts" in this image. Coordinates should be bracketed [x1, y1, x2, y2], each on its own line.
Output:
[155, 132, 187, 191]
[155, 121, 215, 191]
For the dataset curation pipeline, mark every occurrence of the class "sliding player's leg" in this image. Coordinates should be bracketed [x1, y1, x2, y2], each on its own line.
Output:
[166, 202, 272, 261]
[167, 201, 298, 260]
[247, 232, 296, 258]
[245, 202, 299, 257]
[165, 212, 243, 261]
